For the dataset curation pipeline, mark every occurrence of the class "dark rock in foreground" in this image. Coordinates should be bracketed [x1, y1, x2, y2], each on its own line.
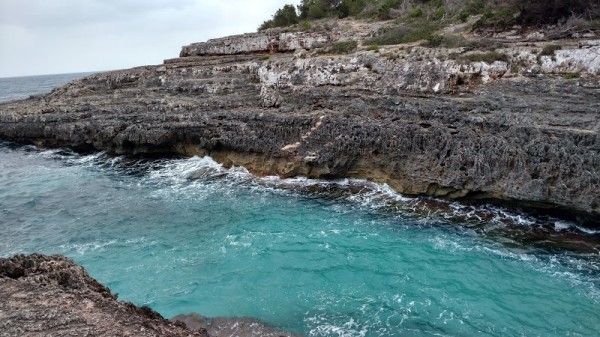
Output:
[0, 254, 208, 337]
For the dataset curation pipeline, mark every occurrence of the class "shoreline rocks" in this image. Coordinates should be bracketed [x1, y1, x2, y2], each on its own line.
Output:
[172, 314, 300, 337]
[0, 254, 299, 337]
[0, 254, 208, 337]
[0, 20, 598, 225]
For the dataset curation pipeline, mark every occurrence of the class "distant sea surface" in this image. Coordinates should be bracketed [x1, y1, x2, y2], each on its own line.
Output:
[0, 72, 95, 102]
[0, 74, 599, 337]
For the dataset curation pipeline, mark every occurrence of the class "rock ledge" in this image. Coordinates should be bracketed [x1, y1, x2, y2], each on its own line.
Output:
[0, 19, 598, 224]
[0, 254, 207, 337]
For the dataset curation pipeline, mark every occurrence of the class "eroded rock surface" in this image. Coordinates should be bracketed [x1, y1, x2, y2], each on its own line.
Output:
[0, 20, 598, 223]
[0, 254, 208, 337]
[172, 313, 300, 337]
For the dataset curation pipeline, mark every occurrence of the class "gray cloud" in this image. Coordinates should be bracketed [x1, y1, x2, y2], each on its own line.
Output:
[0, 0, 297, 77]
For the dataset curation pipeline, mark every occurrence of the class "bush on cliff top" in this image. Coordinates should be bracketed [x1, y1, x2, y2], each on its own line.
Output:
[453, 51, 510, 64]
[367, 22, 440, 45]
[330, 40, 358, 53]
[298, 0, 368, 19]
[259, 0, 600, 32]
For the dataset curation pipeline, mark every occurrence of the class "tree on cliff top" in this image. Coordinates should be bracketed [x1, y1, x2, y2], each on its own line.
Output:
[259, 4, 299, 30]
[297, 0, 368, 19]
[258, 0, 600, 31]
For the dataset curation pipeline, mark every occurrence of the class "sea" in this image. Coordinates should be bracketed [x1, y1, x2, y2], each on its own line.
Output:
[0, 73, 598, 337]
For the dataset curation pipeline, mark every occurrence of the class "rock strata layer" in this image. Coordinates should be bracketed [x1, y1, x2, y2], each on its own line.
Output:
[0, 20, 598, 223]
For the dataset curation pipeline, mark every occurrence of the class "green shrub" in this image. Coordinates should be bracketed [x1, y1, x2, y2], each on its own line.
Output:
[259, 55, 271, 61]
[573, 19, 600, 30]
[454, 51, 509, 63]
[422, 34, 491, 49]
[338, 0, 368, 18]
[540, 44, 562, 56]
[430, 0, 444, 8]
[307, 2, 326, 19]
[261, 0, 599, 31]
[368, 22, 439, 46]
[424, 34, 444, 47]
[331, 40, 358, 54]
[377, 0, 403, 19]
[300, 20, 312, 31]
[564, 72, 580, 79]
[409, 7, 424, 18]
[367, 43, 380, 51]
[258, 21, 274, 31]
[473, 7, 518, 30]
[457, 11, 470, 22]
[432, 6, 446, 21]
[298, 0, 368, 19]
[464, 0, 487, 15]
[259, 4, 299, 31]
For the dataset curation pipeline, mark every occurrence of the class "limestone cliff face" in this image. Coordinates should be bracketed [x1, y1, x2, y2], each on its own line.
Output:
[0, 20, 598, 223]
[180, 31, 331, 56]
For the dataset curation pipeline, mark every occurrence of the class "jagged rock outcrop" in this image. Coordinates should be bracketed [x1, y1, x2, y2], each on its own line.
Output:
[0, 19, 598, 223]
[0, 254, 208, 337]
[0, 254, 300, 337]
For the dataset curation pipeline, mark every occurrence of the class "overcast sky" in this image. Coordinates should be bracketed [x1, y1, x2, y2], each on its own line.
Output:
[0, 0, 299, 77]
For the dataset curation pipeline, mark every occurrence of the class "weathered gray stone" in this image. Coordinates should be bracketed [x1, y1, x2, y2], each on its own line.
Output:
[180, 31, 330, 57]
[0, 21, 598, 225]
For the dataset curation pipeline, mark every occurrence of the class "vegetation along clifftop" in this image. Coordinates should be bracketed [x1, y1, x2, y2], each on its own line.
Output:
[260, 0, 600, 31]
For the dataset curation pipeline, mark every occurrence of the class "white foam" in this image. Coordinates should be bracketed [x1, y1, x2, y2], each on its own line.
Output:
[308, 319, 368, 337]
[576, 226, 600, 235]
[116, 156, 600, 237]
[59, 239, 117, 255]
[125, 237, 146, 244]
[554, 221, 574, 231]
[67, 151, 107, 166]
[147, 156, 224, 183]
[476, 245, 600, 302]
[431, 236, 474, 252]
[24, 151, 597, 238]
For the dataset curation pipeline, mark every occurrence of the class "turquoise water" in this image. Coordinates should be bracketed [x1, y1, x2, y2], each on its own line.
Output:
[0, 143, 599, 337]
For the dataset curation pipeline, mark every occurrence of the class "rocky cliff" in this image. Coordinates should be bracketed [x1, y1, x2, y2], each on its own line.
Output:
[0, 19, 598, 223]
[0, 254, 207, 337]
[0, 254, 297, 337]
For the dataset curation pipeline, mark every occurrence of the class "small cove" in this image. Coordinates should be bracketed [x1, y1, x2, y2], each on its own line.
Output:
[0, 144, 598, 337]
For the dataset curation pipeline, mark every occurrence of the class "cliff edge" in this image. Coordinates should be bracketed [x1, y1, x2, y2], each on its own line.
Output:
[0, 254, 207, 337]
[0, 254, 297, 337]
[0, 18, 598, 224]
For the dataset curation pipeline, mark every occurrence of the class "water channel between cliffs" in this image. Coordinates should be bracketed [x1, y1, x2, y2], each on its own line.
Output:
[0, 142, 598, 337]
